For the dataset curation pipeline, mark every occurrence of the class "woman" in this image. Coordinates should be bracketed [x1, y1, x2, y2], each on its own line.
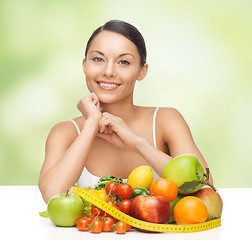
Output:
[38, 20, 212, 203]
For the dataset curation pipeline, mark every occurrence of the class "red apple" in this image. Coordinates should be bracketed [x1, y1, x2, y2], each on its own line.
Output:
[193, 187, 223, 220]
[129, 195, 171, 232]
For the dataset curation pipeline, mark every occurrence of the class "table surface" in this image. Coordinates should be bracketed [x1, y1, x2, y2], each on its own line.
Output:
[0, 186, 251, 240]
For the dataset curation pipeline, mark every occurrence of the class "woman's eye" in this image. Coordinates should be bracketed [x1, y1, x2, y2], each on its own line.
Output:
[119, 60, 130, 65]
[92, 57, 104, 62]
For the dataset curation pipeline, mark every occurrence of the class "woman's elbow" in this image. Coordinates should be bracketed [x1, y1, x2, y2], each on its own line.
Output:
[38, 179, 53, 204]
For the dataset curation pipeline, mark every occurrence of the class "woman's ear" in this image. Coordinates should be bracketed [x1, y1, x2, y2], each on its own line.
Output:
[82, 58, 86, 75]
[136, 63, 148, 81]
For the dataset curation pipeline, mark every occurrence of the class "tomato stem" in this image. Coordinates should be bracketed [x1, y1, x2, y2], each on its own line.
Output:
[93, 178, 121, 222]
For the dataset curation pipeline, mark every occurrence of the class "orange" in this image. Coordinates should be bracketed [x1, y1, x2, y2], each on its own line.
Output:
[173, 196, 208, 225]
[149, 178, 178, 202]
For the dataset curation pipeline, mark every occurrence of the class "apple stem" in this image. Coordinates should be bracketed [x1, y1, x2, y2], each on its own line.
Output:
[201, 168, 217, 192]
[66, 189, 69, 197]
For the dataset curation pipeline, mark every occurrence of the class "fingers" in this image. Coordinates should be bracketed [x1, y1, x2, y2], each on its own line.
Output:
[99, 113, 110, 133]
[77, 92, 102, 120]
[90, 92, 102, 111]
[99, 112, 123, 134]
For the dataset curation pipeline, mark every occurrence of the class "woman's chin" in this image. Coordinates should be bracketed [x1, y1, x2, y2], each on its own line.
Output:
[97, 93, 119, 105]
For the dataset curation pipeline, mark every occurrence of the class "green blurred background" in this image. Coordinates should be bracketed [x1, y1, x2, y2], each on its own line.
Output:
[0, 0, 251, 187]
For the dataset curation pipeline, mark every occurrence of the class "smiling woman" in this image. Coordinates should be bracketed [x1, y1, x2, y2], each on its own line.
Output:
[83, 30, 148, 105]
[38, 20, 212, 204]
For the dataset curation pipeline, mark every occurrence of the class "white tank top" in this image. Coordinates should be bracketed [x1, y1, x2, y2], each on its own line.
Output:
[70, 107, 160, 188]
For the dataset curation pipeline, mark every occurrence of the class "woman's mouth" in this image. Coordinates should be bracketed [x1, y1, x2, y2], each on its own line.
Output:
[97, 81, 121, 90]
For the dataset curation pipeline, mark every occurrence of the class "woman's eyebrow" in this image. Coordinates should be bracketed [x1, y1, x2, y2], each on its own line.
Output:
[119, 53, 135, 58]
[89, 50, 134, 58]
[90, 50, 104, 55]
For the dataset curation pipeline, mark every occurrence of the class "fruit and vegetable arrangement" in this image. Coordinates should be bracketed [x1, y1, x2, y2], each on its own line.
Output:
[40, 155, 223, 234]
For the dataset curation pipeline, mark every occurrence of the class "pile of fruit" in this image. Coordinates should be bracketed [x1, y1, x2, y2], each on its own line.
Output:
[44, 155, 223, 234]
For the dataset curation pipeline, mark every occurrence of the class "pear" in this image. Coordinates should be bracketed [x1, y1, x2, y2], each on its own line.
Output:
[193, 187, 223, 220]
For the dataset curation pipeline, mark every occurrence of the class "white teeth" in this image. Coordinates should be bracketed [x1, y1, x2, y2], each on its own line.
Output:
[99, 82, 119, 88]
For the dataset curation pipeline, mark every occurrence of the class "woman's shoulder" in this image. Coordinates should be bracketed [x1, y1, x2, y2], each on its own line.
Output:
[135, 106, 184, 121]
[158, 107, 184, 120]
[157, 107, 191, 139]
[47, 116, 85, 141]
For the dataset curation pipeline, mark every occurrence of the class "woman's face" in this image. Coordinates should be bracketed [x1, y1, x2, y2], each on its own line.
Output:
[83, 30, 148, 104]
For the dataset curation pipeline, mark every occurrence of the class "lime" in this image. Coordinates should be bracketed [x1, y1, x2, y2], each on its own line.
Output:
[169, 194, 183, 223]
[127, 165, 154, 190]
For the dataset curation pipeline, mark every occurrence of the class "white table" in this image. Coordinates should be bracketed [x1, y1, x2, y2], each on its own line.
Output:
[0, 186, 251, 240]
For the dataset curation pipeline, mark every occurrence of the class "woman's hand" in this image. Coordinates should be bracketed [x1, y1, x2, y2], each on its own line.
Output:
[77, 92, 102, 122]
[97, 112, 141, 150]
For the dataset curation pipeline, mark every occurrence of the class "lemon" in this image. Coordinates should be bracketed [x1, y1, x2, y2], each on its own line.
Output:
[127, 165, 154, 190]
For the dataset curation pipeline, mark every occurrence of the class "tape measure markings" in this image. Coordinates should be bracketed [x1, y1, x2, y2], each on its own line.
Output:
[69, 186, 221, 233]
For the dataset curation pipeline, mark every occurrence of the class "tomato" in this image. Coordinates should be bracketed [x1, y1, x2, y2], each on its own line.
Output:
[115, 221, 127, 234]
[102, 217, 114, 232]
[105, 181, 118, 195]
[106, 198, 119, 209]
[116, 183, 133, 199]
[126, 224, 132, 231]
[76, 217, 91, 231]
[129, 187, 150, 200]
[119, 199, 132, 214]
[106, 198, 120, 219]
[90, 219, 103, 233]
[91, 205, 105, 217]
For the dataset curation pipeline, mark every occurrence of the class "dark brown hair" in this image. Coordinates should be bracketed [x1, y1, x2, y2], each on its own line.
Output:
[85, 20, 147, 66]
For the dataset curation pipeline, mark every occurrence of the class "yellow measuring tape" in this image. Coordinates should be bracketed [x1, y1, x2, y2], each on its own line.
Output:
[69, 186, 221, 233]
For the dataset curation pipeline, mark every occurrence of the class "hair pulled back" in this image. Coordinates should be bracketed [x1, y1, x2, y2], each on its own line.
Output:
[85, 20, 147, 66]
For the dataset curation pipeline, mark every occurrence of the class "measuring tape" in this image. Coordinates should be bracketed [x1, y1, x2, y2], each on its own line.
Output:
[69, 186, 221, 233]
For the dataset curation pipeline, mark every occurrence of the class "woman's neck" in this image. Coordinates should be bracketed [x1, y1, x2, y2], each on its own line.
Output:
[100, 100, 137, 122]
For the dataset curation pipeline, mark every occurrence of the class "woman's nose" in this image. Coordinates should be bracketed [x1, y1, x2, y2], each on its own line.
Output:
[103, 62, 116, 78]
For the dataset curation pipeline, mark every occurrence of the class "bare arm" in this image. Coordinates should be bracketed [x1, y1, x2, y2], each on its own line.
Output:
[97, 111, 172, 176]
[134, 108, 213, 182]
[38, 93, 102, 203]
[98, 108, 213, 183]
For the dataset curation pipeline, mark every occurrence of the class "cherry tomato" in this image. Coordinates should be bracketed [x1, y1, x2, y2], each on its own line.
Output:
[102, 217, 114, 232]
[105, 181, 118, 195]
[119, 199, 132, 214]
[76, 217, 91, 231]
[126, 224, 132, 231]
[106, 198, 119, 208]
[106, 198, 120, 219]
[90, 219, 103, 234]
[115, 221, 127, 234]
[91, 205, 105, 217]
[116, 183, 133, 199]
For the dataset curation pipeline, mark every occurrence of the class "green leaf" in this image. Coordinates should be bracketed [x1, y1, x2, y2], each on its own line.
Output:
[39, 210, 49, 218]
[98, 175, 116, 183]
[178, 180, 201, 192]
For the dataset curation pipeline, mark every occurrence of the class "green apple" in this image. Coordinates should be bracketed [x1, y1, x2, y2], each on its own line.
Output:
[47, 192, 83, 227]
[163, 154, 205, 195]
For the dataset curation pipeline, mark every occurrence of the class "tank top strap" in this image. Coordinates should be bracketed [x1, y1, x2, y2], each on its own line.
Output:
[152, 107, 160, 149]
[69, 119, 81, 135]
